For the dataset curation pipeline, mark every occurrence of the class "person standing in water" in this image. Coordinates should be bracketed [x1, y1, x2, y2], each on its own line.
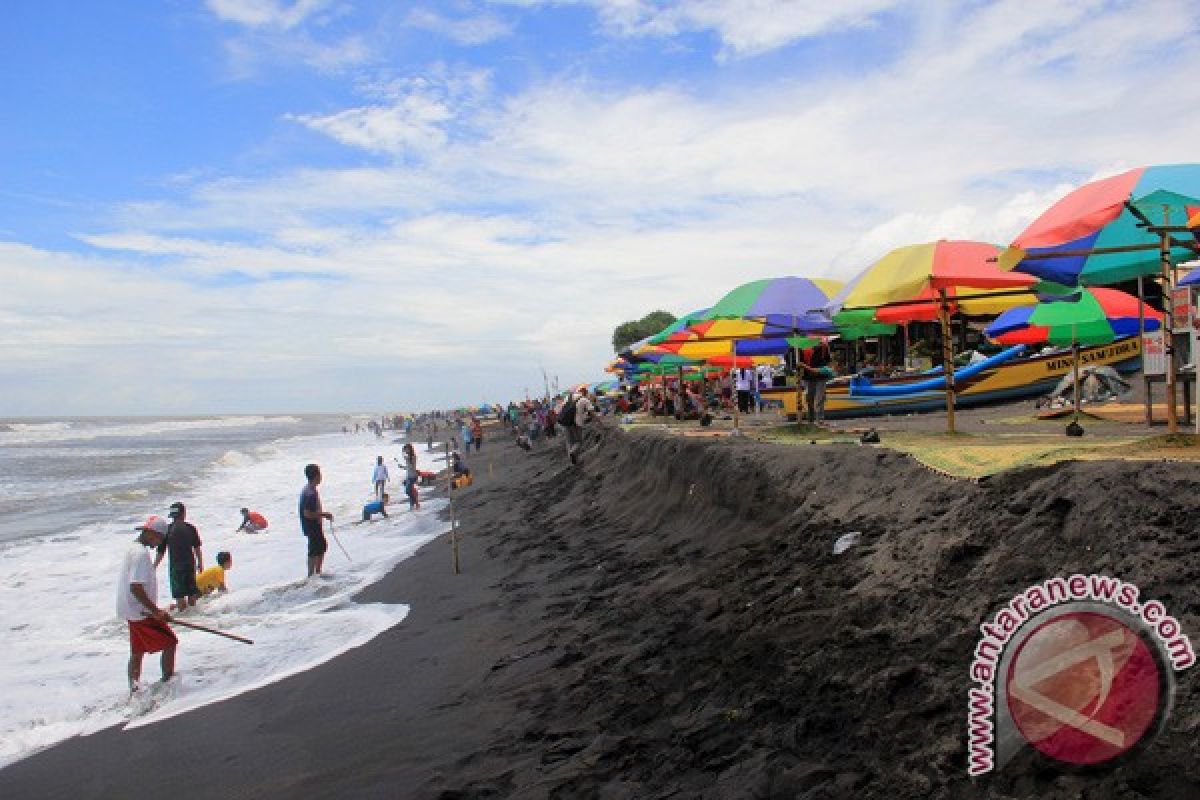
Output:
[299, 463, 333, 577]
[402, 442, 421, 511]
[119, 515, 176, 693]
[372, 455, 389, 499]
[154, 502, 203, 611]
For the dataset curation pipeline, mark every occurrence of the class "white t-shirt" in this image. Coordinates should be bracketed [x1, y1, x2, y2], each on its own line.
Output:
[734, 369, 752, 391]
[117, 542, 157, 621]
[575, 395, 595, 425]
[372, 464, 389, 483]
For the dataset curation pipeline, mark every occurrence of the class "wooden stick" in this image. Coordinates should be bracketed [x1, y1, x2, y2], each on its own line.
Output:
[938, 288, 957, 434]
[1161, 222, 1179, 434]
[446, 441, 460, 575]
[328, 519, 352, 563]
[170, 617, 254, 645]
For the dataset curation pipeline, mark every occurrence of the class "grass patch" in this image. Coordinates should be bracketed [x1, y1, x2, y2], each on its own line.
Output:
[752, 426, 1200, 479]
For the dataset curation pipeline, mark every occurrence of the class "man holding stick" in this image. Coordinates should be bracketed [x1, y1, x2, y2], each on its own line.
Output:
[299, 463, 334, 577]
[118, 515, 177, 693]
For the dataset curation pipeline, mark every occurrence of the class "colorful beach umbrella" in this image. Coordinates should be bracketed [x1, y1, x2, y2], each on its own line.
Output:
[828, 240, 1037, 432]
[646, 309, 710, 345]
[700, 276, 843, 333]
[1180, 266, 1200, 288]
[985, 288, 1164, 421]
[999, 164, 1200, 286]
[829, 240, 1037, 313]
[985, 288, 1163, 347]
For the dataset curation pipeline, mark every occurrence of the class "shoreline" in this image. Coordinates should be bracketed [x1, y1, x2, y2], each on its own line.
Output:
[2, 423, 1198, 798]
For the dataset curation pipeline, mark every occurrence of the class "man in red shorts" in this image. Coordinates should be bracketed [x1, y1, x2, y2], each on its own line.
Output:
[119, 515, 177, 693]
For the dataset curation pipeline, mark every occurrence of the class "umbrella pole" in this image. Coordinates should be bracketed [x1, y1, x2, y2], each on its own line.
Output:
[1138, 276, 1150, 425]
[733, 368, 740, 432]
[1160, 225, 1178, 433]
[1073, 336, 1081, 420]
[938, 288, 956, 433]
[791, 313, 803, 427]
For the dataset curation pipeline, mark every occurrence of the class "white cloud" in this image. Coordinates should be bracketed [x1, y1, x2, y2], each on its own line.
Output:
[205, 0, 331, 30]
[497, 0, 904, 57]
[404, 8, 514, 45]
[289, 70, 491, 156]
[11, 0, 1200, 412]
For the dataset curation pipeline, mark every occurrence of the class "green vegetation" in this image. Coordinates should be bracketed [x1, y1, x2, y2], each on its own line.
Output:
[612, 310, 677, 353]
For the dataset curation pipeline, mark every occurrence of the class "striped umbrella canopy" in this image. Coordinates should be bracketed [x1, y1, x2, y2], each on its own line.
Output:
[659, 334, 826, 358]
[999, 164, 1200, 286]
[646, 309, 710, 345]
[985, 287, 1163, 347]
[829, 240, 1037, 314]
[704, 354, 781, 369]
[830, 308, 897, 340]
[700, 276, 843, 333]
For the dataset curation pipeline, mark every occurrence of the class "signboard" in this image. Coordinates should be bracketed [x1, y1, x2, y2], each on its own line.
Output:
[1143, 329, 1166, 376]
[1172, 285, 1193, 333]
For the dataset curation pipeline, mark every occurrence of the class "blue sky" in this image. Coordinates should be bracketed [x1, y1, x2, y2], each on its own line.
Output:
[2, 0, 1199, 415]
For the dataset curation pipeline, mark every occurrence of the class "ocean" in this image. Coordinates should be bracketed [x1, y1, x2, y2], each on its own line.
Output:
[0, 414, 449, 767]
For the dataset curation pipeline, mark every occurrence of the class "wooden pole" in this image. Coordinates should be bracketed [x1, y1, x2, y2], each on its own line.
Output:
[732, 367, 741, 432]
[1072, 337, 1081, 419]
[1138, 275, 1151, 425]
[1161, 219, 1178, 433]
[938, 288, 957, 433]
[794, 347, 804, 426]
[445, 441, 460, 575]
[791, 314, 802, 426]
[169, 617, 254, 645]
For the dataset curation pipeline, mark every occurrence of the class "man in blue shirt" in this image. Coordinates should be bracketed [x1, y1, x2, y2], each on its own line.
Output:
[299, 463, 333, 577]
[361, 493, 389, 522]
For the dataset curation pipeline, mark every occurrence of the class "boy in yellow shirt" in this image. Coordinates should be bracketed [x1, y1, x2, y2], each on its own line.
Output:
[196, 551, 232, 595]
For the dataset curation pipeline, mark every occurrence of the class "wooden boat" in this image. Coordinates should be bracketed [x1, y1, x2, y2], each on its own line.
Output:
[760, 336, 1142, 420]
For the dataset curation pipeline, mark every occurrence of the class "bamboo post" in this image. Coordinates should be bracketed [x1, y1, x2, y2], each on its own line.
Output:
[1138, 275, 1151, 425]
[1072, 337, 1082, 419]
[445, 441, 460, 575]
[733, 372, 740, 431]
[794, 346, 804, 426]
[1161, 220, 1178, 433]
[938, 288, 957, 433]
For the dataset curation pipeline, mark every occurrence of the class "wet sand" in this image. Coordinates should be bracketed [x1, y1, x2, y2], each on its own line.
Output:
[2, 422, 1198, 798]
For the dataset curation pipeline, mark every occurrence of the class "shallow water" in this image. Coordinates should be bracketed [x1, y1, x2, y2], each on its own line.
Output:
[0, 414, 451, 767]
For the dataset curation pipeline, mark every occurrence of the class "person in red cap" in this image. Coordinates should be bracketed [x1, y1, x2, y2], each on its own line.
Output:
[119, 515, 177, 693]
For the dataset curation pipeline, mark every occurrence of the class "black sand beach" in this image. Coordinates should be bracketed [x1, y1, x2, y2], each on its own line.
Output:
[2, 424, 1198, 799]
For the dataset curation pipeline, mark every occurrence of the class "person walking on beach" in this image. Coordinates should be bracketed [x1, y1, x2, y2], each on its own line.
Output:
[460, 420, 473, 453]
[562, 387, 596, 465]
[470, 416, 483, 452]
[372, 455, 389, 499]
[120, 515, 176, 693]
[153, 502, 203, 611]
[299, 463, 333, 577]
[401, 442, 421, 510]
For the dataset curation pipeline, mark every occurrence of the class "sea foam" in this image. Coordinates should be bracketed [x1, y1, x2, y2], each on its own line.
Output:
[0, 429, 447, 767]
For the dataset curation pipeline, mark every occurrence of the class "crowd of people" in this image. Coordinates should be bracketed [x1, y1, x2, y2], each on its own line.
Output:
[119, 502, 249, 693]
[117, 411, 490, 695]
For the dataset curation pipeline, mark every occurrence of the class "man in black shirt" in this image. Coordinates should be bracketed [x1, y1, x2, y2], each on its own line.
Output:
[154, 501, 204, 610]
